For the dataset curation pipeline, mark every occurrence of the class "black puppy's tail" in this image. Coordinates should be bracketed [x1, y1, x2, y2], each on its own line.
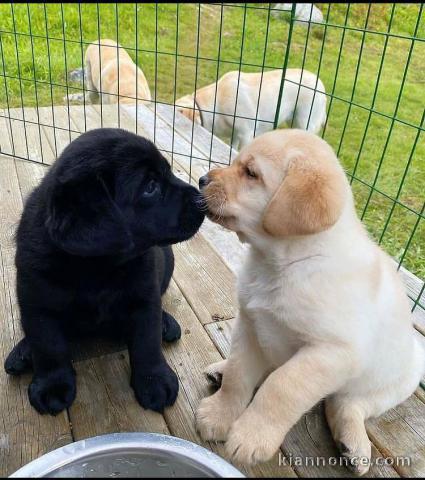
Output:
[4, 337, 33, 376]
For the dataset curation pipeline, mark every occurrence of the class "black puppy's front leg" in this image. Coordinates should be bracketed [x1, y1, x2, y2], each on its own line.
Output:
[127, 301, 179, 413]
[23, 315, 76, 415]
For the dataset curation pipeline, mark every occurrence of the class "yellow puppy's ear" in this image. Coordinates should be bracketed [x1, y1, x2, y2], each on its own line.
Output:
[262, 152, 346, 237]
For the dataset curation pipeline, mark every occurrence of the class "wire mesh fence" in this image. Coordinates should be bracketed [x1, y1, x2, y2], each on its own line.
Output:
[0, 3, 424, 314]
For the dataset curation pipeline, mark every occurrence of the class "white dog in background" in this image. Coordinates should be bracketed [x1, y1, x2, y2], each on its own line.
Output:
[176, 69, 327, 151]
[196, 129, 424, 475]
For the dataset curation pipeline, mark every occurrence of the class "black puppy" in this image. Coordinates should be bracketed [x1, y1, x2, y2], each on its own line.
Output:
[4, 128, 204, 415]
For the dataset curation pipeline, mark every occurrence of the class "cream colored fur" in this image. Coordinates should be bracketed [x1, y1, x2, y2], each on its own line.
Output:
[66, 39, 151, 105]
[196, 129, 424, 475]
[176, 69, 326, 151]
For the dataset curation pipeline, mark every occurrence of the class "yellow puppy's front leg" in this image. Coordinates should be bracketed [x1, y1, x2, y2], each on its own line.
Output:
[226, 344, 355, 465]
[196, 313, 268, 442]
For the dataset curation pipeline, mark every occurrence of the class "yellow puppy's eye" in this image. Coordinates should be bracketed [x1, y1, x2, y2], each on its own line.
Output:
[245, 166, 257, 179]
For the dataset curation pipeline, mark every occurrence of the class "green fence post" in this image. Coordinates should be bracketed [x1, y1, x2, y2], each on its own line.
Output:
[273, 3, 296, 129]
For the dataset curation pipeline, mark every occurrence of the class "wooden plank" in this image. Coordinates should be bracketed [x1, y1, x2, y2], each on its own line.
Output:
[412, 307, 425, 337]
[0, 155, 72, 477]
[0, 111, 14, 156]
[206, 318, 399, 478]
[4, 108, 52, 164]
[0, 157, 26, 249]
[154, 102, 237, 165]
[200, 218, 248, 275]
[14, 159, 48, 202]
[173, 234, 236, 325]
[367, 395, 425, 477]
[69, 104, 137, 134]
[283, 403, 398, 478]
[69, 352, 169, 440]
[92, 104, 138, 134]
[205, 319, 234, 358]
[68, 104, 102, 134]
[388, 260, 425, 335]
[398, 264, 425, 309]
[37, 106, 77, 162]
[123, 103, 205, 160]
[161, 279, 295, 478]
[414, 330, 425, 385]
[151, 103, 232, 185]
[415, 387, 425, 404]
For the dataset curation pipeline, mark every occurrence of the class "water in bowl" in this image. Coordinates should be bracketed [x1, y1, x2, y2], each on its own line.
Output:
[50, 451, 218, 478]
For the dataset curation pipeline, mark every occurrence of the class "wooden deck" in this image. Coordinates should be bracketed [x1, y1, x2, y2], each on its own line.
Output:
[0, 103, 425, 478]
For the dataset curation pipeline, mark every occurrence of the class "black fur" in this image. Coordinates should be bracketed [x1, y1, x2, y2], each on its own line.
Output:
[4, 128, 204, 415]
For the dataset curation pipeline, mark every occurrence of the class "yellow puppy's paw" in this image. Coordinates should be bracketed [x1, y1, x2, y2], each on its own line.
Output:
[196, 392, 237, 442]
[337, 439, 371, 477]
[225, 412, 283, 466]
[204, 359, 227, 389]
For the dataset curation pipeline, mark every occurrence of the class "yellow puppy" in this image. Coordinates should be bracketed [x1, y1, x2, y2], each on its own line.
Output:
[196, 129, 424, 475]
[66, 39, 151, 105]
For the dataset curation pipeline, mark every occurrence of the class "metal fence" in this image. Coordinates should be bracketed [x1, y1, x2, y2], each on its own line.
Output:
[0, 3, 424, 317]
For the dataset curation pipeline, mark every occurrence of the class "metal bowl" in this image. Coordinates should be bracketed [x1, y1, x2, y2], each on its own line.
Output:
[10, 433, 244, 478]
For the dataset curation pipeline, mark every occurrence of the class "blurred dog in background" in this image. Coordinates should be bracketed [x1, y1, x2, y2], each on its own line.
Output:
[176, 69, 326, 151]
[65, 39, 151, 105]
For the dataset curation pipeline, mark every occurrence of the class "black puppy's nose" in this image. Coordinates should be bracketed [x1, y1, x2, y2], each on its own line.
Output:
[199, 175, 210, 189]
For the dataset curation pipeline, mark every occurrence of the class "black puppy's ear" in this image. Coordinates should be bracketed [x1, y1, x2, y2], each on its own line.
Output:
[45, 173, 134, 257]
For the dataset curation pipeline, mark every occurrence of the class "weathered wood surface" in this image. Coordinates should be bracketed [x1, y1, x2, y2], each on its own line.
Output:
[0, 155, 73, 477]
[173, 235, 236, 325]
[70, 352, 170, 440]
[0, 104, 424, 477]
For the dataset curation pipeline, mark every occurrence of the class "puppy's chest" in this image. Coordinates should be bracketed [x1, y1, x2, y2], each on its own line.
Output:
[238, 265, 292, 317]
[72, 267, 147, 326]
[238, 268, 301, 364]
[74, 278, 124, 325]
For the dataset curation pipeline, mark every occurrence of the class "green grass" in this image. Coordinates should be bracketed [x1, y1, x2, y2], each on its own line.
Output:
[0, 3, 424, 285]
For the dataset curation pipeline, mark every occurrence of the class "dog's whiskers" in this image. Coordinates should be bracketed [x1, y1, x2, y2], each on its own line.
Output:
[196, 192, 220, 213]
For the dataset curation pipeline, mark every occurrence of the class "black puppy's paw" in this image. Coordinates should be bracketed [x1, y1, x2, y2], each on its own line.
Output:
[162, 311, 181, 343]
[4, 338, 33, 376]
[28, 368, 76, 415]
[131, 363, 179, 413]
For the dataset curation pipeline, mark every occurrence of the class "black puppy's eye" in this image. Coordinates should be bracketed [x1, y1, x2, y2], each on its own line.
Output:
[143, 179, 159, 197]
